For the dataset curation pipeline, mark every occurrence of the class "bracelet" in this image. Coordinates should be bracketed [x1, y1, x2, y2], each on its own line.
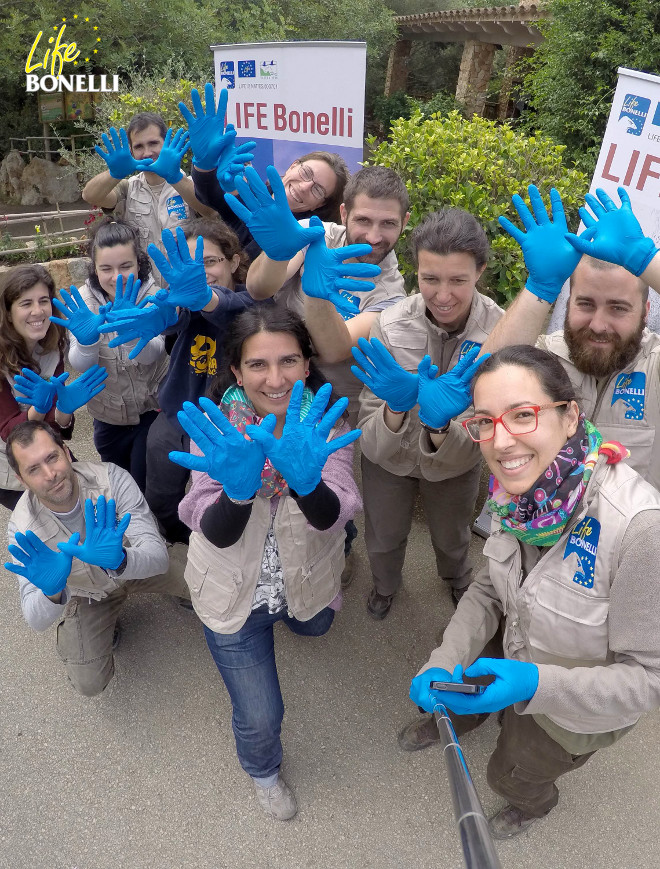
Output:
[226, 494, 256, 506]
[421, 420, 451, 435]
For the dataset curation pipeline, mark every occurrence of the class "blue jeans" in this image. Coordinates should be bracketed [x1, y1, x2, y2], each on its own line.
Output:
[203, 605, 335, 779]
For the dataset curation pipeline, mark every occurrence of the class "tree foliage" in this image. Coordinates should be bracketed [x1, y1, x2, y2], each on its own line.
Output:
[523, 0, 660, 175]
[366, 111, 589, 306]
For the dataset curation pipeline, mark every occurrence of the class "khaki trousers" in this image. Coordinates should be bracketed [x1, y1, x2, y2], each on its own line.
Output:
[487, 707, 595, 817]
[361, 455, 480, 597]
[55, 545, 190, 697]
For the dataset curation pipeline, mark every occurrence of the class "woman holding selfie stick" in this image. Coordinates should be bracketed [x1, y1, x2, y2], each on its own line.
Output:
[408, 345, 660, 839]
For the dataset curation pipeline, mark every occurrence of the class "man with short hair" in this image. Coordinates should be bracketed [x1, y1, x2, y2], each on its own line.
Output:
[246, 165, 411, 422]
[82, 111, 214, 285]
[484, 186, 660, 489]
[5, 421, 188, 697]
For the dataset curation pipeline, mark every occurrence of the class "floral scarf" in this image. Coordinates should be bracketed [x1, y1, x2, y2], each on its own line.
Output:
[220, 384, 315, 499]
[488, 416, 628, 547]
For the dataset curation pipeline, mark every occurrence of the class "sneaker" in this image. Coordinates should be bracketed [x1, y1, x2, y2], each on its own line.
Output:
[488, 804, 541, 839]
[367, 586, 394, 620]
[112, 621, 121, 651]
[340, 551, 357, 589]
[254, 774, 297, 821]
[398, 713, 441, 751]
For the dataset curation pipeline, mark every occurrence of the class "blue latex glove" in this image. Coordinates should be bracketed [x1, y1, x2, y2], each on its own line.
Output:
[52, 365, 108, 414]
[13, 368, 57, 414]
[565, 186, 659, 276]
[170, 397, 266, 501]
[94, 126, 152, 179]
[50, 284, 105, 345]
[417, 346, 489, 429]
[146, 128, 190, 185]
[224, 166, 325, 261]
[350, 336, 419, 412]
[100, 300, 178, 359]
[147, 228, 212, 311]
[5, 529, 79, 596]
[498, 186, 582, 303]
[415, 659, 539, 715]
[57, 495, 131, 570]
[301, 216, 381, 317]
[103, 274, 144, 320]
[179, 84, 233, 171]
[246, 381, 361, 496]
[217, 128, 257, 192]
[409, 666, 455, 712]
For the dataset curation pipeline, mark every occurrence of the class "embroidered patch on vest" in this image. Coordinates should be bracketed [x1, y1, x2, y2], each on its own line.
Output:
[611, 371, 646, 420]
[459, 339, 481, 361]
[563, 517, 601, 588]
[166, 194, 187, 220]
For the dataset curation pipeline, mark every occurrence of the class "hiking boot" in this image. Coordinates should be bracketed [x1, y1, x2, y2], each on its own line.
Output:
[340, 551, 357, 589]
[253, 774, 297, 821]
[398, 714, 441, 751]
[367, 586, 394, 620]
[488, 804, 542, 839]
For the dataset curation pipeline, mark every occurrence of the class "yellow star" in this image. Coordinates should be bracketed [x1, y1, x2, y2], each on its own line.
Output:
[53, 25, 57, 29]
[74, 14, 78, 18]
[62, 17, 66, 21]
[85, 57, 89, 61]
[93, 25, 98, 30]
[97, 37, 101, 41]
[74, 60, 78, 65]
[85, 17, 89, 21]
[93, 49, 98, 53]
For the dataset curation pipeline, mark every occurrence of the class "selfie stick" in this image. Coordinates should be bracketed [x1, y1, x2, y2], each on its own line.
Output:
[434, 703, 502, 869]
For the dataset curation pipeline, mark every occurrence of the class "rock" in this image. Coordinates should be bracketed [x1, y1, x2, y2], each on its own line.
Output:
[19, 186, 44, 207]
[0, 151, 26, 202]
[47, 259, 73, 291]
[20, 157, 80, 206]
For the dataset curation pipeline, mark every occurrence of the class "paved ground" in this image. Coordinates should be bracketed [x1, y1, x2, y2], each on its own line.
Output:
[1, 407, 659, 869]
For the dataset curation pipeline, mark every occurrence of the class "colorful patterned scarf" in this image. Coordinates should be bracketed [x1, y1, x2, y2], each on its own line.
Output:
[488, 416, 628, 547]
[220, 384, 315, 499]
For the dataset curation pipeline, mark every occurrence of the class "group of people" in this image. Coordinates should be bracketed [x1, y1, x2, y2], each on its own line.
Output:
[3, 83, 660, 838]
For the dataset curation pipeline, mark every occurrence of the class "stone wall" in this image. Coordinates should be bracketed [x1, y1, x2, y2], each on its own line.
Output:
[0, 256, 90, 290]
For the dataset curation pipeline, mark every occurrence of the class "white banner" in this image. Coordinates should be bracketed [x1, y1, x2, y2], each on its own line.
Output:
[550, 66, 660, 331]
[211, 40, 366, 175]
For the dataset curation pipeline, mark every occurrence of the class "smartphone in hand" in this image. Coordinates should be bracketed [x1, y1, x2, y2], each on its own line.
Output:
[430, 681, 486, 695]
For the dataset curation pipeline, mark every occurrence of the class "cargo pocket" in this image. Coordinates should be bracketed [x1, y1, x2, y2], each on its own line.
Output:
[55, 598, 84, 663]
[528, 576, 609, 661]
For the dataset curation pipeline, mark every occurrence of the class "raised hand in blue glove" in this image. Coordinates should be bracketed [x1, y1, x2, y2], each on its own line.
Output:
[13, 368, 57, 414]
[246, 381, 361, 496]
[6, 529, 79, 596]
[565, 186, 659, 276]
[350, 336, 419, 412]
[224, 166, 325, 261]
[170, 397, 266, 500]
[95, 127, 152, 179]
[409, 666, 455, 713]
[417, 659, 539, 716]
[217, 128, 257, 192]
[52, 365, 108, 414]
[301, 216, 381, 317]
[100, 300, 178, 359]
[103, 274, 143, 321]
[498, 186, 582, 303]
[50, 284, 105, 345]
[147, 128, 190, 185]
[179, 84, 233, 172]
[57, 495, 131, 570]
[417, 346, 489, 429]
[147, 228, 212, 310]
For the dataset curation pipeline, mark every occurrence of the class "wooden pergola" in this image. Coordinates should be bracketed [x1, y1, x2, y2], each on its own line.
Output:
[386, 2, 549, 118]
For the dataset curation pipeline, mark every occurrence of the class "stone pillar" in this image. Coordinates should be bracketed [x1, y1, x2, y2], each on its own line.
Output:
[455, 40, 496, 117]
[385, 38, 412, 96]
[498, 45, 534, 119]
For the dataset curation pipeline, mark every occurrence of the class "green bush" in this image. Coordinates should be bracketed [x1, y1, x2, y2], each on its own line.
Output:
[365, 111, 589, 306]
